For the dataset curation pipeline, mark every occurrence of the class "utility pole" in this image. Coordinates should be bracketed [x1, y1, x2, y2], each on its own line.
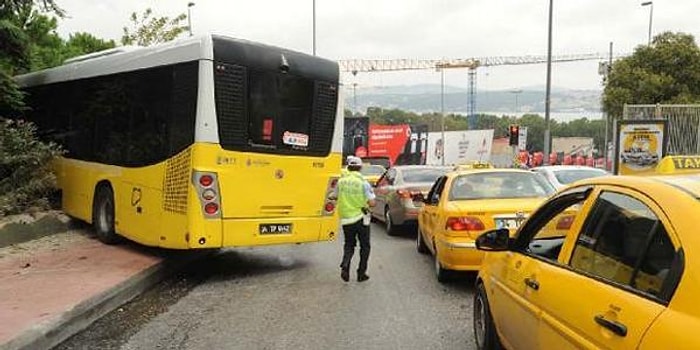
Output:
[602, 42, 613, 171]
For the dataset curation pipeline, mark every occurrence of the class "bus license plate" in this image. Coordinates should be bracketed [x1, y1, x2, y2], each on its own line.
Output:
[259, 223, 292, 234]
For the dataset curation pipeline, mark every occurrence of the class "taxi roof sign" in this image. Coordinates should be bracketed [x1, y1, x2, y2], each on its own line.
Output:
[454, 161, 494, 171]
[656, 155, 700, 174]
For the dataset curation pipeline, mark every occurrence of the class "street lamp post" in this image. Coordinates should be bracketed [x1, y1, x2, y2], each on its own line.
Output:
[440, 68, 446, 166]
[312, 0, 316, 55]
[187, 2, 195, 37]
[543, 0, 553, 164]
[641, 1, 653, 45]
[510, 89, 523, 114]
[352, 83, 358, 112]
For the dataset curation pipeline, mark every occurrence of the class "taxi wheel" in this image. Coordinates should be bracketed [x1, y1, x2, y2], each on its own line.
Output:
[416, 227, 429, 254]
[384, 207, 399, 236]
[434, 250, 450, 283]
[92, 185, 121, 245]
[474, 282, 501, 350]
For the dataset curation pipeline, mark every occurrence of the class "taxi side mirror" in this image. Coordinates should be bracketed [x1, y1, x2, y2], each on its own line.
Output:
[475, 228, 510, 251]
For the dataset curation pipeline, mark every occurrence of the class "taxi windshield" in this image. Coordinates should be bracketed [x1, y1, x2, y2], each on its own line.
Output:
[450, 172, 556, 200]
[554, 168, 607, 184]
[360, 165, 385, 176]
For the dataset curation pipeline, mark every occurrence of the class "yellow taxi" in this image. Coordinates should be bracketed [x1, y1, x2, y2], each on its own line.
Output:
[416, 168, 556, 282]
[359, 163, 386, 186]
[472, 155, 700, 350]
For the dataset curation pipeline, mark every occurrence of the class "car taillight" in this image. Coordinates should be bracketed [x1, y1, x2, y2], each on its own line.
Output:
[397, 189, 423, 200]
[556, 215, 574, 230]
[323, 177, 339, 215]
[446, 217, 485, 231]
[193, 171, 221, 219]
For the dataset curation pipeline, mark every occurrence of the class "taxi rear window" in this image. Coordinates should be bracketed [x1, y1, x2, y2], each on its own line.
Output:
[450, 172, 555, 200]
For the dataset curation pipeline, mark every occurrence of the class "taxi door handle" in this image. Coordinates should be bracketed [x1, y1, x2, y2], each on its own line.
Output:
[594, 315, 628, 337]
[524, 277, 539, 290]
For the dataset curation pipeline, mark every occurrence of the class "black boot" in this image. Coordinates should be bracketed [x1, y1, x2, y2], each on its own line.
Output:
[357, 272, 370, 282]
[341, 269, 350, 282]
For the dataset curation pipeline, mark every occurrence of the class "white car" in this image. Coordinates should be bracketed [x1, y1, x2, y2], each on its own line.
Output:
[530, 165, 609, 190]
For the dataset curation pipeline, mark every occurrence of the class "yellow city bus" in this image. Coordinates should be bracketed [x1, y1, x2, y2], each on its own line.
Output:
[15, 34, 343, 249]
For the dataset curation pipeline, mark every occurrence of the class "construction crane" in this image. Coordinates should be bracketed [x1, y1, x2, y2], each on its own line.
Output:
[339, 53, 608, 129]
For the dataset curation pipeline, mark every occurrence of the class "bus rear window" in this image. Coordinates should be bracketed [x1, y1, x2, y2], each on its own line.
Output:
[214, 62, 337, 157]
[249, 70, 313, 149]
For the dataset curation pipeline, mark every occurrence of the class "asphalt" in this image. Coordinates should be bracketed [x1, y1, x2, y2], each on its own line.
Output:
[56, 223, 478, 350]
[0, 229, 204, 350]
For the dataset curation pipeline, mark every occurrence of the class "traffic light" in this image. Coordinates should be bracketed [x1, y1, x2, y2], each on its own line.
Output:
[509, 125, 520, 146]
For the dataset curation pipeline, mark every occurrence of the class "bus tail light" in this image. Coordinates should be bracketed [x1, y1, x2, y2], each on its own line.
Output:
[193, 171, 221, 219]
[323, 176, 339, 216]
[446, 217, 485, 231]
[204, 202, 219, 215]
[199, 175, 214, 187]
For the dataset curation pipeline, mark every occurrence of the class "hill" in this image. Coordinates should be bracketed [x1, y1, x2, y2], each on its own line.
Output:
[343, 84, 602, 117]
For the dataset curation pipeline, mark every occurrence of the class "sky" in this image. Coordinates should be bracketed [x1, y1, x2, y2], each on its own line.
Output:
[54, 0, 700, 92]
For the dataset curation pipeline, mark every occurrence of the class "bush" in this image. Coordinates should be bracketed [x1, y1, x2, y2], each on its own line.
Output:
[0, 118, 63, 217]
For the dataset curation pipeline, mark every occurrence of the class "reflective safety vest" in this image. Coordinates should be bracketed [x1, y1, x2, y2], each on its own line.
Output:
[337, 171, 367, 220]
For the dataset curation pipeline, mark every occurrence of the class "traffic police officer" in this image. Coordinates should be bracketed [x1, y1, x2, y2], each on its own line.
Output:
[337, 156, 376, 282]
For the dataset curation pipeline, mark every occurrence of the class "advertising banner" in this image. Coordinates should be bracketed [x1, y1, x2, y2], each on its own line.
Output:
[615, 120, 667, 175]
[426, 130, 494, 165]
[367, 124, 412, 165]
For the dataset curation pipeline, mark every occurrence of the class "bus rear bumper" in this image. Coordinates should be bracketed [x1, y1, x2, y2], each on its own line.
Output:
[220, 216, 338, 248]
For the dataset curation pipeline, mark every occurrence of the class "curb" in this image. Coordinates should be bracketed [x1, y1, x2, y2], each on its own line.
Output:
[0, 250, 209, 350]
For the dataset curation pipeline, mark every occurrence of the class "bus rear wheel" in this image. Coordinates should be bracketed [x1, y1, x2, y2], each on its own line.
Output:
[93, 185, 121, 244]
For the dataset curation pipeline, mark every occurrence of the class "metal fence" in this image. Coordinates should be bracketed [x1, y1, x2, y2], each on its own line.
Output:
[622, 104, 700, 155]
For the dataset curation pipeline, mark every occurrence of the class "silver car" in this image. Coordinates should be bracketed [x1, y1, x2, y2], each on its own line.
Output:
[371, 165, 452, 235]
[530, 165, 609, 190]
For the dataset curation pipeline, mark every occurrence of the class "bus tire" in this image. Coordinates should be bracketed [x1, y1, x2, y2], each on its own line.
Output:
[93, 184, 121, 245]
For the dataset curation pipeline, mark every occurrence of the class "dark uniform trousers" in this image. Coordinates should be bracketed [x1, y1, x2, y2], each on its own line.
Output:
[340, 220, 370, 274]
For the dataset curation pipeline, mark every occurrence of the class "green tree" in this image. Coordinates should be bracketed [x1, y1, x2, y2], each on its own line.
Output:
[121, 8, 188, 46]
[63, 32, 115, 58]
[603, 32, 700, 117]
[0, 1, 93, 216]
[1, 0, 64, 115]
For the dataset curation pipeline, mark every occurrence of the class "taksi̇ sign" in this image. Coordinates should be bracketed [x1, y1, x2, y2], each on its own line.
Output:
[614, 119, 667, 175]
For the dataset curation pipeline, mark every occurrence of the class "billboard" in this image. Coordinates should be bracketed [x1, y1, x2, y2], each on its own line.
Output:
[426, 130, 494, 165]
[614, 120, 667, 175]
[367, 124, 428, 166]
